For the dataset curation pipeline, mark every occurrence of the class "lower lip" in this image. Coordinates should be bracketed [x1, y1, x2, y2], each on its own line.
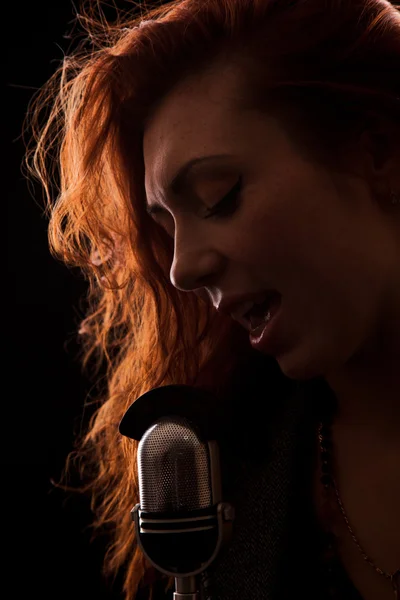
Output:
[249, 296, 283, 352]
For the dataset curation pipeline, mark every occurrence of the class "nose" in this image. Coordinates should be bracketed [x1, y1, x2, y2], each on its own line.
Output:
[169, 246, 223, 297]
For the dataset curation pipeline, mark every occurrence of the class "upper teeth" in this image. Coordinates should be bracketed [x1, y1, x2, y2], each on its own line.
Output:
[231, 300, 255, 320]
[232, 296, 269, 321]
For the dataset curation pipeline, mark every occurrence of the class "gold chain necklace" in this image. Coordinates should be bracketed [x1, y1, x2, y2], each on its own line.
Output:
[317, 421, 400, 599]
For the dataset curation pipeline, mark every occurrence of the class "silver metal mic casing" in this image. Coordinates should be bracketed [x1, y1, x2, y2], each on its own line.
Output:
[138, 416, 221, 513]
[131, 415, 234, 581]
[119, 384, 236, 598]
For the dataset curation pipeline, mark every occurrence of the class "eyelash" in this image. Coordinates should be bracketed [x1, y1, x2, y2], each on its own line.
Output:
[203, 176, 242, 219]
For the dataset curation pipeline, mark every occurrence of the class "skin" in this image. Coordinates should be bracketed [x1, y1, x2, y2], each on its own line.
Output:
[143, 60, 400, 598]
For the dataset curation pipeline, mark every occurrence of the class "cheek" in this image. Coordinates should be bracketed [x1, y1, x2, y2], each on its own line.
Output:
[242, 192, 374, 325]
[242, 166, 335, 258]
[243, 198, 327, 280]
[243, 166, 351, 284]
[235, 164, 383, 319]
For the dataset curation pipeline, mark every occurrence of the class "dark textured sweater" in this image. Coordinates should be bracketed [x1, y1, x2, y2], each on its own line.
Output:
[197, 375, 363, 600]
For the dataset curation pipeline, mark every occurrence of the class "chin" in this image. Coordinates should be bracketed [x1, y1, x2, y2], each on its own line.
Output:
[274, 338, 352, 382]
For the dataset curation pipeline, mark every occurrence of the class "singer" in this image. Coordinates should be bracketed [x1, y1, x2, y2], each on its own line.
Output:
[25, 0, 400, 599]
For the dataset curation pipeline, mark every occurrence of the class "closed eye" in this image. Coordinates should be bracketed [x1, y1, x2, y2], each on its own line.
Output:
[203, 176, 242, 219]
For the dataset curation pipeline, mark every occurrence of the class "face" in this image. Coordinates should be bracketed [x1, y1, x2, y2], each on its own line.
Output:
[142, 61, 400, 381]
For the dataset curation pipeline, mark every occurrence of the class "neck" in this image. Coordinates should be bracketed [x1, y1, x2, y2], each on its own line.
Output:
[323, 325, 400, 447]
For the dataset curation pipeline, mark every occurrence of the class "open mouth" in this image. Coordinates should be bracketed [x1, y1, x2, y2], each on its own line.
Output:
[245, 293, 280, 330]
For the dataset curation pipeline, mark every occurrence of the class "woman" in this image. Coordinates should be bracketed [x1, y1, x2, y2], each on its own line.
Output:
[26, 0, 400, 598]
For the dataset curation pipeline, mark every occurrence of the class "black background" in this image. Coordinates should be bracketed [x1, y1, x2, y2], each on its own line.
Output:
[6, 2, 126, 598]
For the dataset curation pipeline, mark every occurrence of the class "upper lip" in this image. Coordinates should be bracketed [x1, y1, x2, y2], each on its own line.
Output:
[216, 289, 279, 329]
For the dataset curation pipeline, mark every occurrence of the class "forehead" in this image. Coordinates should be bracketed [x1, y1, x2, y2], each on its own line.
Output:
[142, 62, 248, 195]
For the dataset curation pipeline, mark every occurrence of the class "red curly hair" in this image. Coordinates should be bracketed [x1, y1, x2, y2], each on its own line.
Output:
[25, 0, 400, 598]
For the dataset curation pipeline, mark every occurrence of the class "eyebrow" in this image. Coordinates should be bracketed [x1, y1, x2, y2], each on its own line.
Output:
[145, 153, 236, 216]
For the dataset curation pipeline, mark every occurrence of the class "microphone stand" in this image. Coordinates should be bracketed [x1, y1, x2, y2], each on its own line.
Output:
[173, 575, 199, 599]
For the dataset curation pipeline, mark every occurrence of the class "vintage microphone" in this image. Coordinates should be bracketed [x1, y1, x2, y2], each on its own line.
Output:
[119, 384, 235, 600]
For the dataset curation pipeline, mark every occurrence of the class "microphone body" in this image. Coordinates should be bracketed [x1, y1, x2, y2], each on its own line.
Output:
[131, 415, 234, 598]
[120, 387, 235, 600]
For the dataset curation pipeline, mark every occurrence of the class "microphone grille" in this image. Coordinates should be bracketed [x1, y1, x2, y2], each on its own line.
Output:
[137, 416, 212, 513]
